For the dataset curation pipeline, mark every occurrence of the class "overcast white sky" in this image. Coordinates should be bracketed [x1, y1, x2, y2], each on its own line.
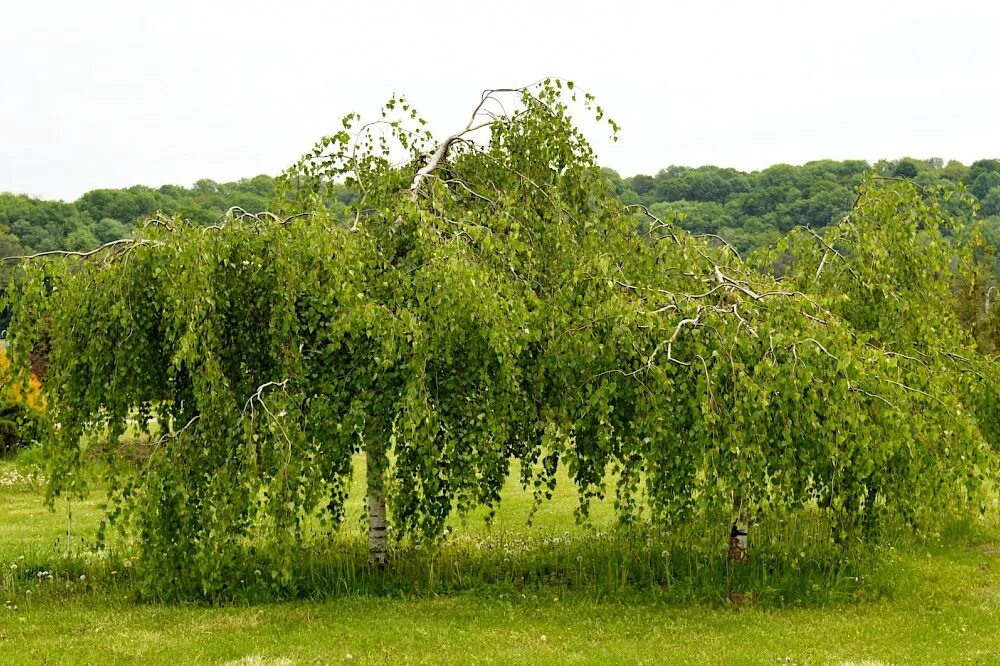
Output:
[2, 0, 999, 201]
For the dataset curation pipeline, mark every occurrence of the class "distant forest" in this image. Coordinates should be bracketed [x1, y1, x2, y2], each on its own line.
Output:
[3, 157, 1000, 260]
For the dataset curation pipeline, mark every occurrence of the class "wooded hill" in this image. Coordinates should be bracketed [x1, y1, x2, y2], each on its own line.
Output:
[3, 157, 1000, 259]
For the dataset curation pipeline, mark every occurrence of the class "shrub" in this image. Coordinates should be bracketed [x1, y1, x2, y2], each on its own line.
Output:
[0, 346, 44, 457]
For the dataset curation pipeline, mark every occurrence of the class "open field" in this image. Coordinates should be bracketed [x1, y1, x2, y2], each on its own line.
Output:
[2, 454, 1000, 664]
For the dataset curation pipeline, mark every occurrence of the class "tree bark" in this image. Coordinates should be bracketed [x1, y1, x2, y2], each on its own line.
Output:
[728, 494, 748, 564]
[366, 450, 388, 568]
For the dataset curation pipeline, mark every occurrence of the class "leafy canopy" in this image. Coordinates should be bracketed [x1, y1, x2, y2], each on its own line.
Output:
[7, 81, 995, 599]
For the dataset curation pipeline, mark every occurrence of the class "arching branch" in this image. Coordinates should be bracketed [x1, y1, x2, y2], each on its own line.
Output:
[1, 238, 159, 262]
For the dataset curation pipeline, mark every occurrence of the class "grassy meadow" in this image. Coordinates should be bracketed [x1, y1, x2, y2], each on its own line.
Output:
[1, 449, 999, 664]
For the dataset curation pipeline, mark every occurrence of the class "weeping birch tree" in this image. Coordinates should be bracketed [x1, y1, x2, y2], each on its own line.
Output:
[6, 80, 996, 599]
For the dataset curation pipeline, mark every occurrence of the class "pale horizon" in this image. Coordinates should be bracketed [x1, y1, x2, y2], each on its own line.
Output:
[4, 0, 999, 201]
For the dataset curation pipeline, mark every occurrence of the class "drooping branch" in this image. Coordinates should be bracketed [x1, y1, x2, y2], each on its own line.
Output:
[3, 208, 312, 263]
[1, 238, 159, 262]
[242, 379, 291, 419]
[204, 207, 311, 230]
[148, 415, 201, 456]
[626, 204, 742, 259]
[410, 119, 494, 201]
[406, 86, 546, 204]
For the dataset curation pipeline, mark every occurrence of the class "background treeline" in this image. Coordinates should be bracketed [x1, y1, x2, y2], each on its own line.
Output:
[609, 157, 1000, 255]
[3, 158, 1000, 259]
[0, 176, 280, 255]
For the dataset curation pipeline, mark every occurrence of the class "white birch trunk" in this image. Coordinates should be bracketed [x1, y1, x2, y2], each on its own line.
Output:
[728, 494, 748, 564]
[367, 450, 388, 568]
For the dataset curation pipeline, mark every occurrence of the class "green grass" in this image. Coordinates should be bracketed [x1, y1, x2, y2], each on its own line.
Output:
[2, 559, 1000, 664]
[1, 451, 1000, 663]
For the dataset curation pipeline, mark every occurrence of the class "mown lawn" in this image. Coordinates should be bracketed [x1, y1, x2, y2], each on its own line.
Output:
[3, 567, 1000, 665]
[1, 456, 999, 664]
